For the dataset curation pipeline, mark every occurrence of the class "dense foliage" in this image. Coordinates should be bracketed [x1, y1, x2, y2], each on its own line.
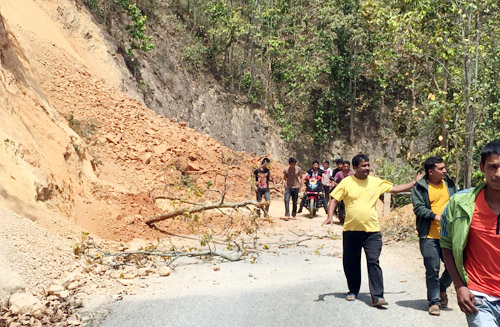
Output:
[170, 0, 500, 187]
[85, 0, 154, 57]
[84, 0, 500, 187]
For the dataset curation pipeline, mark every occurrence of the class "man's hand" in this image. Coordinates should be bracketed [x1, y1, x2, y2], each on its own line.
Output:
[456, 286, 478, 314]
[434, 215, 441, 222]
[322, 218, 333, 226]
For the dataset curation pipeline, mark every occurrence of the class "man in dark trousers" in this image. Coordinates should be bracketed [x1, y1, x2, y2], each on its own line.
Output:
[323, 154, 422, 306]
[283, 157, 302, 219]
[411, 156, 457, 316]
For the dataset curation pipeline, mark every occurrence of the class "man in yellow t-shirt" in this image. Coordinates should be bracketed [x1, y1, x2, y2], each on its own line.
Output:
[322, 154, 422, 306]
[411, 156, 457, 316]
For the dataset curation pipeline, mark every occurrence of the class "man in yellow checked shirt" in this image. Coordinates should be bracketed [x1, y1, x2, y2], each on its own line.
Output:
[411, 156, 458, 316]
[322, 153, 422, 307]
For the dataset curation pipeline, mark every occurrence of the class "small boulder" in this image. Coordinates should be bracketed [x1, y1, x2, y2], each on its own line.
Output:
[158, 266, 171, 277]
[48, 284, 65, 295]
[9, 293, 42, 315]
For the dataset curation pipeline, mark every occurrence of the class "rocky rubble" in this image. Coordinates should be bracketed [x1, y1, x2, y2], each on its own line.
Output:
[0, 206, 190, 326]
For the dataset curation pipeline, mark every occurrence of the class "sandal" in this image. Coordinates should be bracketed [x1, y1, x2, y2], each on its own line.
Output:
[429, 304, 440, 316]
[345, 293, 356, 301]
[371, 297, 389, 307]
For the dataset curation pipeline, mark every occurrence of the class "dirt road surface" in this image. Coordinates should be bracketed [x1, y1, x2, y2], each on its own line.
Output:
[98, 199, 467, 327]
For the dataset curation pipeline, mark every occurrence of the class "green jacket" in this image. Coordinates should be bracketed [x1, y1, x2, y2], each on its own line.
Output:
[440, 183, 486, 285]
[411, 175, 458, 238]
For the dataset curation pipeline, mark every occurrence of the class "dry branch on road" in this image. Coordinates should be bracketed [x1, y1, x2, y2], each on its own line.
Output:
[145, 200, 268, 225]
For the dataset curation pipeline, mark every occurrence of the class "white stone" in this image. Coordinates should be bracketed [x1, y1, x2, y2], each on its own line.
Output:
[9, 293, 42, 315]
[48, 284, 65, 295]
[158, 266, 171, 277]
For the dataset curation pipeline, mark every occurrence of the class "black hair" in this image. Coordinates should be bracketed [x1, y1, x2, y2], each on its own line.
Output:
[343, 160, 351, 166]
[289, 157, 297, 164]
[481, 139, 500, 165]
[335, 158, 343, 165]
[261, 157, 271, 165]
[312, 159, 320, 165]
[423, 156, 444, 177]
[323, 160, 330, 165]
[352, 154, 369, 167]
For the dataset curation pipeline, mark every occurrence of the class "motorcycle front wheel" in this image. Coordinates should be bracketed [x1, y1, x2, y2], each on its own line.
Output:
[309, 198, 316, 218]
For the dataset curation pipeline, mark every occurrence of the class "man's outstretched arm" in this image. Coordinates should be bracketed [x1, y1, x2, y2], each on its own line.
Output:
[390, 173, 423, 193]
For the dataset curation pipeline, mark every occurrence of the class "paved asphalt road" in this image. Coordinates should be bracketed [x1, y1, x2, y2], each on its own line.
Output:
[99, 247, 466, 327]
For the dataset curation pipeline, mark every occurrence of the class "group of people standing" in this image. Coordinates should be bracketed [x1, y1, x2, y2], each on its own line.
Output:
[283, 158, 353, 219]
[253, 157, 353, 219]
[253, 139, 500, 327]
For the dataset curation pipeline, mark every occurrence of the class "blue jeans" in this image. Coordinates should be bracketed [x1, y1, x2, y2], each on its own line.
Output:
[284, 187, 299, 217]
[466, 296, 500, 327]
[419, 238, 452, 306]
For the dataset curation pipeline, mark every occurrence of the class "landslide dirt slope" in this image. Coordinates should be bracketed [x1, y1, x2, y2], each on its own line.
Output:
[0, 0, 284, 243]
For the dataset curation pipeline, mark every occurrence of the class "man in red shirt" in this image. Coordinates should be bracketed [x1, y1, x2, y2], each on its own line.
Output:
[441, 139, 500, 326]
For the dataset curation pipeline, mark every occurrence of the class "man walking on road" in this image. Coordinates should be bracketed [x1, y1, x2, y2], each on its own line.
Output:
[441, 140, 500, 326]
[412, 156, 457, 316]
[254, 158, 274, 217]
[322, 154, 422, 306]
[283, 157, 302, 219]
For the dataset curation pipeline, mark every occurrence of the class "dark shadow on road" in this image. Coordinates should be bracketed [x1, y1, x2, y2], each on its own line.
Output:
[395, 299, 428, 311]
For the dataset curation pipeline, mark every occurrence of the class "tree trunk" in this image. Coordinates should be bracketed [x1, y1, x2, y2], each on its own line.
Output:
[349, 40, 357, 145]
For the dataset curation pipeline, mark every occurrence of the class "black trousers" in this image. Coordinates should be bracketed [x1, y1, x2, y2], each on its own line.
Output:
[343, 231, 384, 299]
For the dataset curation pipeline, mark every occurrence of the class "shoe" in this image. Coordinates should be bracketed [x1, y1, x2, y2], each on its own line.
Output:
[297, 209, 302, 213]
[371, 297, 389, 307]
[429, 304, 440, 316]
[345, 293, 356, 301]
[440, 292, 448, 308]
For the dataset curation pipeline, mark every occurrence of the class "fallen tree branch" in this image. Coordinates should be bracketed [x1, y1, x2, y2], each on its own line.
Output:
[87, 238, 243, 262]
[108, 249, 243, 262]
[146, 200, 268, 225]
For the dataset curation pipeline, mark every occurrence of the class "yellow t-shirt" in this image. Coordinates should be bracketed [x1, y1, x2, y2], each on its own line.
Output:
[427, 180, 449, 239]
[331, 175, 393, 232]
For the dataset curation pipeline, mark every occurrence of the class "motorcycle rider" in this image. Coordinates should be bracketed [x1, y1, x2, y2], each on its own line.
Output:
[297, 160, 328, 214]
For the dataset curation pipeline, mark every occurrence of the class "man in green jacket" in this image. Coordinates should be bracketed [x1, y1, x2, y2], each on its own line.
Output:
[441, 139, 500, 327]
[411, 156, 458, 316]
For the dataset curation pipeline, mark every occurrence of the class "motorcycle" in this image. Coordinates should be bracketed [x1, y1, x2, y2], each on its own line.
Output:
[304, 175, 324, 218]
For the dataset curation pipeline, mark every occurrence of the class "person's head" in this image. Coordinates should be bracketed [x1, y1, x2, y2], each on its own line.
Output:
[323, 160, 330, 169]
[342, 160, 351, 172]
[312, 159, 320, 171]
[288, 157, 297, 169]
[352, 154, 370, 179]
[424, 156, 447, 184]
[261, 157, 271, 169]
[335, 158, 343, 169]
[480, 140, 500, 191]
